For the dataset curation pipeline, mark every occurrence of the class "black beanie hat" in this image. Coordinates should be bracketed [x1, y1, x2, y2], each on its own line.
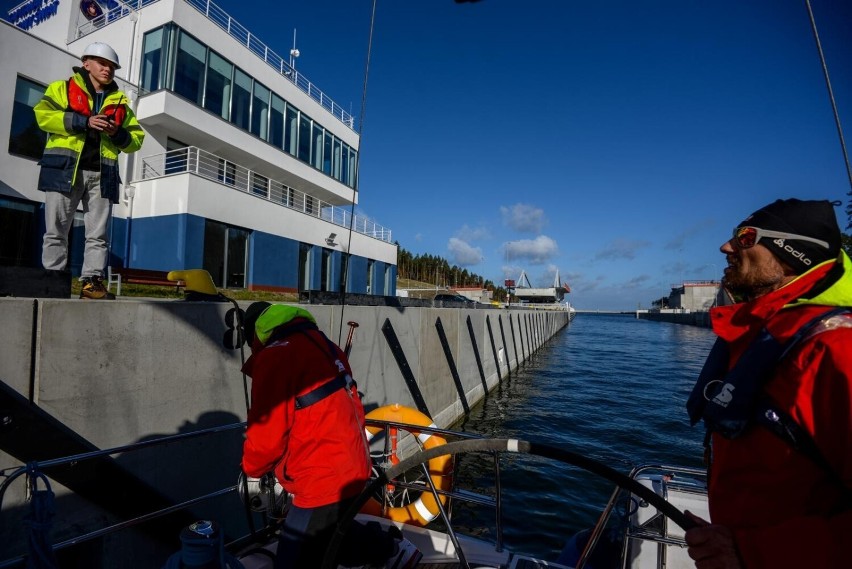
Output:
[737, 198, 841, 274]
[242, 301, 271, 344]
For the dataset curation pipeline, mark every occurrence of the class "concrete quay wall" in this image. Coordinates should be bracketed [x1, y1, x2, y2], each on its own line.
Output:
[636, 310, 711, 327]
[0, 297, 569, 564]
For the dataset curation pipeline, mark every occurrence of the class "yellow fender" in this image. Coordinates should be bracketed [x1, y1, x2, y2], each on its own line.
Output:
[166, 269, 218, 295]
[362, 404, 453, 526]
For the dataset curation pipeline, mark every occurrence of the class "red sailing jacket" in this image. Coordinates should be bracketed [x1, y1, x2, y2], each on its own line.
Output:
[706, 256, 852, 568]
[241, 319, 371, 509]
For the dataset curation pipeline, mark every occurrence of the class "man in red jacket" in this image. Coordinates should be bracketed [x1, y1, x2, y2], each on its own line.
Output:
[685, 199, 852, 568]
[241, 302, 421, 568]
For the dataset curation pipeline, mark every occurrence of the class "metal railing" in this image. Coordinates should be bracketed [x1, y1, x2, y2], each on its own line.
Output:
[0, 422, 247, 568]
[139, 147, 392, 243]
[0, 418, 503, 568]
[75, 0, 356, 130]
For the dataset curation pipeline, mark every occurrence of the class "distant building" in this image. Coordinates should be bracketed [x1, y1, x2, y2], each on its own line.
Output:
[665, 280, 723, 311]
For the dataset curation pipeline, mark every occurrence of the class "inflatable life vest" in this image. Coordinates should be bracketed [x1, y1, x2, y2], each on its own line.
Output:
[688, 307, 852, 484]
[66, 79, 126, 125]
[360, 404, 453, 526]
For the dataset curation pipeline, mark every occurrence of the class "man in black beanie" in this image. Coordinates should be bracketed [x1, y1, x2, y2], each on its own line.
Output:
[684, 198, 852, 569]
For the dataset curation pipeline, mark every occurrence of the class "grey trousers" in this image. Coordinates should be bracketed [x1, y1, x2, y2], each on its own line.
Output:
[42, 170, 112, 279]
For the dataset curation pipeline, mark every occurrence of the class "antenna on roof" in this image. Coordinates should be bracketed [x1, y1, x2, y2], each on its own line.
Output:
[289, 29, 300, 70]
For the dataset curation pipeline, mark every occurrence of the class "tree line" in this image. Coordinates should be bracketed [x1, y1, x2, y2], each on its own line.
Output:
[396, 244, 508, 301]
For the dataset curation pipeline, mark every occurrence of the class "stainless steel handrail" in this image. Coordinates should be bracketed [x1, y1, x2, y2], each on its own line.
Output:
[138, 146, 393, 243]
[575, 464, 707, 569]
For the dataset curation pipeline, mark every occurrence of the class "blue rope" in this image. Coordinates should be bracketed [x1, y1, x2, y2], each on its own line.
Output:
[24, 463, 58, 569]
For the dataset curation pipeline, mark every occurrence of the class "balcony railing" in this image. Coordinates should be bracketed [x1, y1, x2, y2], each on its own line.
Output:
[139, 147, 392, 243]
[74, 0, 356, 130]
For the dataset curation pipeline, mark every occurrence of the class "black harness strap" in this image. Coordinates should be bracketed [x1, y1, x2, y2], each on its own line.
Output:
[268, 320, 356, 410]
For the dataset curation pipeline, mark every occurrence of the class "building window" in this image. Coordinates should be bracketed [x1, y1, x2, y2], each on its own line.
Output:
[203, 219, 248, 288]
[332, 138, 342, 179]
[173, 31, 206, 105]
[231, 68, 252, 131]
[341, 144, 350, 187]
[251, 82, 270, 140]
[321, 248, 332, 291]
[322, 132, 332, 175]
[140, 27, 165, 92]
[217, 159, 236, 186]
[0, 196, 39, 266]
[251, 173, 269, 198]
[297, 114, 312, 163]
[348, 149, 358, 188]
[204, 51, 232, 120]
[284, 104, 298, 156]
[270, 94, 285, 149]
[311, 122, 323, 170]
[366, 260, 374, 294]
[298, 242, 312, 291]
[9, 76, 47, 160]
[165, 138, 189, 174]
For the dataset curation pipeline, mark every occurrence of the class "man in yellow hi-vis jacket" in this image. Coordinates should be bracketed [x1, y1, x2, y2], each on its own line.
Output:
[34, 42, 145, 299]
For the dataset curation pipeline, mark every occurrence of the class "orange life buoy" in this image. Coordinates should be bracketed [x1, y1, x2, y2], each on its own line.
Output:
[361, 404, 453, 526]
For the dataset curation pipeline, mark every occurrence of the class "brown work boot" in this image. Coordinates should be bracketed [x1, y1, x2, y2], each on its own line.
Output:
[80, 276, 115, 300]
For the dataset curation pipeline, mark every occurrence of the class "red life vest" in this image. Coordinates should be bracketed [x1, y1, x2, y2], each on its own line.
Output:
[67, 78, 91, 117]
[66, 78, 126, 125]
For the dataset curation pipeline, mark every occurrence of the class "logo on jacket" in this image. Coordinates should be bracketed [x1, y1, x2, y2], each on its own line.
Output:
[712, 383, 736, 407]
[772, 238, 812, 266]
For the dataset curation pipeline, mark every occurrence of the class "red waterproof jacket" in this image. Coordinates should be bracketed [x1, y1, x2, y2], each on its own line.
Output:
[241, 309, 371, 509]
[706, 253, 852, 568]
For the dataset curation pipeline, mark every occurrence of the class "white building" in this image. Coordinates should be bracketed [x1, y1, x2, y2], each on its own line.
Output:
[1, 0, 397, 295]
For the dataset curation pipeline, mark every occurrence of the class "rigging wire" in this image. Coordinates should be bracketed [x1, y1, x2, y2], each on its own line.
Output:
[803, 0, 852, 226]
[337, 0, 379, 347]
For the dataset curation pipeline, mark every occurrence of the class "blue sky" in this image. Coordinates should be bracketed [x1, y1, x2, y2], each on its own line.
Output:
[7, 0, 852, 310]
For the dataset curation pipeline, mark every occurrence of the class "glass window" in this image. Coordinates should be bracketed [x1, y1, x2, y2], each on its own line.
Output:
[173, 31, 206, 105]
[298, 113, 311, 163]
[321, 248, 332, 291]
[251, 173, 268, 197]
[269, 94, 285, 148]
[367, 260, 374, 294]
[341, 144, 350, 187]
[9, 76, 47, 160]
[0, 196, 39, 266]
[217, 159, 236, 186]
[332, 138, 342, 179]
[226, 227, 248, 288]
[141, 27, 164, 92]
[284, 104, 298, 156]
[348, 148, 358, 188]
[298, 242, 311, 290]
[165, 138, 189, 174]
[322, 132, 332, 175]
[204, 51, 232, 120]
[203, 220, 226, 286]
[311, 123, 323, 170]
[251, 82, 270, 139]
[231, 68, 251, 130]
[203, 219, 248, 288]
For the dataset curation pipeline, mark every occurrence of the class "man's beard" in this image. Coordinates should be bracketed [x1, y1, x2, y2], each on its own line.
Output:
[721, 262, 786, 301]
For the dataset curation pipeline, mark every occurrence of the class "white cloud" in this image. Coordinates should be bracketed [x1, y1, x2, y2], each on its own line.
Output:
[455, 224, 491, 242]
[448, 238, 484, 266]
[505, 235, 559, 265]
[500, 203, 547, 233]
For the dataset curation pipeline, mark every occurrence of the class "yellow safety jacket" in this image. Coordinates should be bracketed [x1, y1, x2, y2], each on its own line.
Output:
[34, 68, 144, 203]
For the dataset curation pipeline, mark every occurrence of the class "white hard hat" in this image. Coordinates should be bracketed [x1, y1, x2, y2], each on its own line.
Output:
[82, 42, 121, 69]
